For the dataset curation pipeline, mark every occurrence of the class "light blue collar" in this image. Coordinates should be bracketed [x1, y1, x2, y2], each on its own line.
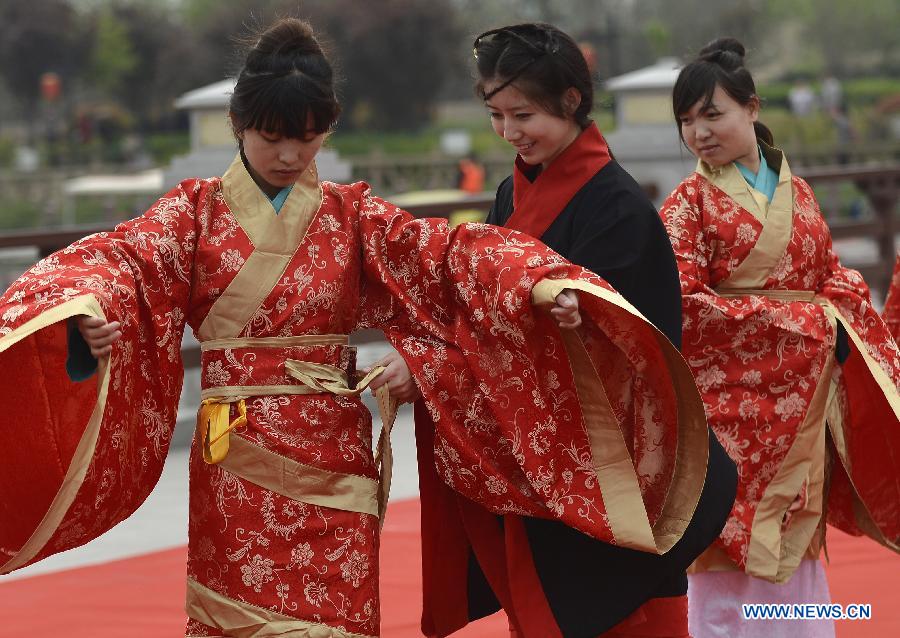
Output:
[269, 185, 293, 214]
[736, 146, 777, 202]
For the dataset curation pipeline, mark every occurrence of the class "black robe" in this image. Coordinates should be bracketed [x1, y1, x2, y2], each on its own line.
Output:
[463, 161, 738, 637]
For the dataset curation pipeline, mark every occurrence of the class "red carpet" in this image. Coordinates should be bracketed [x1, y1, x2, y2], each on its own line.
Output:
[0, 499, 895, 637]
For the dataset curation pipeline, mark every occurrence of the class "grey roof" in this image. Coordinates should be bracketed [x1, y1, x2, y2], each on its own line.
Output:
[606, 58, 682, 92]
[174, 78, 236, 109]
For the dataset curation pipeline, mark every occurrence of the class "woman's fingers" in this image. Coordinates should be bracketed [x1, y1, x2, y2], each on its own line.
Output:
[77, 317, 122, 356]
[78, 316, 108, 329]
[552, 289, 582, 329]
[87, 330, 122, 347]
[79, 319, 120, 337]
[554, 289, 577, 307]
[367, 370, 387, 391]
[387, 376, 421, 403]
[366, 350, 421, 403]
[90, 344, 113, 358]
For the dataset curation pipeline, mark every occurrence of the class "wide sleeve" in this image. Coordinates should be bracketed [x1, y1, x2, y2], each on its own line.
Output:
[883, 254, 900, 342]
[798, 181, 900, 551]
[356, 187, 709, 554]
[0, 179, 201, 575]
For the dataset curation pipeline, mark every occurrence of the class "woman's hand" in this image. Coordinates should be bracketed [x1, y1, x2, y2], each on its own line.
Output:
[551, 289, 582, 330]
[76, 316, 122, 358]
[366, 349, 421, 403]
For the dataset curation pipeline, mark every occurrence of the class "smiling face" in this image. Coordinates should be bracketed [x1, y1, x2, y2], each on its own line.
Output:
[678, 84, 760, 170]
[235, 114, 326, 198]
[484, 82, 582, 169]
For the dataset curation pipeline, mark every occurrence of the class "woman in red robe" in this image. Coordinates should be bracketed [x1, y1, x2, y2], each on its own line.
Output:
[0, 18, 710, 638]
[660, 38, 900, 638]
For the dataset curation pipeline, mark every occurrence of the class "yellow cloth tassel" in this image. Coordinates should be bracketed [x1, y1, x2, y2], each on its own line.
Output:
[197, 398, 247, 464]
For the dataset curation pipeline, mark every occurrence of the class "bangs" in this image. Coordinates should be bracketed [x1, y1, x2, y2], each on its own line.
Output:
[232, 73, 340, 139]
[673, 65, 718, 119]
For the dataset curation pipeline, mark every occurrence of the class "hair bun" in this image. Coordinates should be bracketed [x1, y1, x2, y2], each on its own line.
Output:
[240, 18, 325, 79]
[246, 19, 322, 70]
[697, 37, 745, 69]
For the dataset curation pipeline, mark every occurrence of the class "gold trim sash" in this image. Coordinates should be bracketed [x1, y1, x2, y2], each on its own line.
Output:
[700, 144, 795, 290]
[197, 156, 323, 342]
[200, 385, 320, 401]
[716, 288, 816, 302]
[201, 334, 349, 351]
[219, 436, 380, 516]
[532, 278, 709, 553]
[185, 577, 377, 638]
[197, 349, 399, 521]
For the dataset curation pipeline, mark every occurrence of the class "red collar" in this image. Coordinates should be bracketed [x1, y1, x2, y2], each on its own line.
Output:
[505, 123, 612, 238]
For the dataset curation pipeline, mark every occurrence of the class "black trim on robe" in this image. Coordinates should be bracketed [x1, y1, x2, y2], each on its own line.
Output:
[461, 161, 739, 637]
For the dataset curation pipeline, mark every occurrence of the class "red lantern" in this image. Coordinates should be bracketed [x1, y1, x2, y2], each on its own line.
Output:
[40, 72, 61, 101]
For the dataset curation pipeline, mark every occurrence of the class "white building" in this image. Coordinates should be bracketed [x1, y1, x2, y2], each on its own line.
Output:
[603, 58, 694, 206]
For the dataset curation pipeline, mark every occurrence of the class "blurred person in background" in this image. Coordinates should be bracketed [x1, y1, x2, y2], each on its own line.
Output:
[456, 152, 486, 193]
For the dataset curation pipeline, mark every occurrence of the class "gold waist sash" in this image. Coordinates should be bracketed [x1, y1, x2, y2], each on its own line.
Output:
[196, 335, 398, 521]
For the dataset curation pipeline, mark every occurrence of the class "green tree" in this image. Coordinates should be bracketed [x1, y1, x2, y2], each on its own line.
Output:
[327, 0, 464, 130]
[90, 10, 137, 95]
[799, 0, 900, 75]
[643, 19, 672, 61]
[0, 0, 87, 122]
[99, 2, 212, 128]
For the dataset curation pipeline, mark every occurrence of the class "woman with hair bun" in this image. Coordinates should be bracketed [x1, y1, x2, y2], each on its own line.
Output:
[0, 17, 714, 638]
[407, 22, 737, 638]
[660, 37, 900, 637]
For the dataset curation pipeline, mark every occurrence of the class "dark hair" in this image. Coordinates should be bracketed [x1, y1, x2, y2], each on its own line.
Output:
[672, 37, 774, 146]
[230, 18, 340, 141]
[473, 23, 593, 128]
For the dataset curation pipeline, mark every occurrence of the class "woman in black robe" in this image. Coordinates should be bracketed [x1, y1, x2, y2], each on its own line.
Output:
[371, 22, 737, 638]
[451, 23, 738, 638]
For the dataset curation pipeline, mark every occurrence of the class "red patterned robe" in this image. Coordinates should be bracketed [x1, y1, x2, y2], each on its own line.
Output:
[883, 252, 900, 341]
[0, 155, 708, 637]
[660, 146, 900, 584]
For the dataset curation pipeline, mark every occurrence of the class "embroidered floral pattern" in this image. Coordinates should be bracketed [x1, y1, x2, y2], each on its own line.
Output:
[1, 174, 707, 636]
[660, 171, 900, 575]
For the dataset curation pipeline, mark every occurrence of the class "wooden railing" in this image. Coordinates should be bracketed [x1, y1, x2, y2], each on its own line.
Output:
[796, 164, 900, 294]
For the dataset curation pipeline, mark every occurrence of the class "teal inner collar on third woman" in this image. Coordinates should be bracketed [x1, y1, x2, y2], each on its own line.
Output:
[736, 145, 778, 202]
